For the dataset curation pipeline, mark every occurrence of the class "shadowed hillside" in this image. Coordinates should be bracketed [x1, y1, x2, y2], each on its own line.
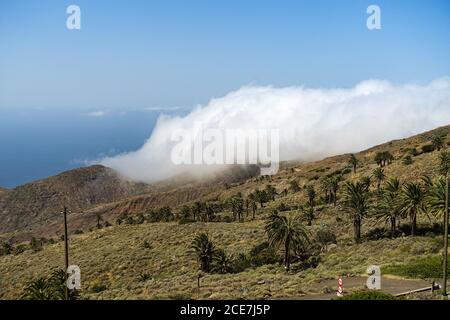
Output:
[0, 165, 148, 235]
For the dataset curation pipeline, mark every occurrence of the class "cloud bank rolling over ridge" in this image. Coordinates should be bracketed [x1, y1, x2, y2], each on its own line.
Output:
[100, 78, 450, 183]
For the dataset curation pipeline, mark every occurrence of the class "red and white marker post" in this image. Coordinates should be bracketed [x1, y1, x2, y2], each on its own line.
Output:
[337, 276, 344, 297]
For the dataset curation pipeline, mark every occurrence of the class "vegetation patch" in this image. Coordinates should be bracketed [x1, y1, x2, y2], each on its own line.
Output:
[383, 256, 450, 279]
[335, 290, 398, 300]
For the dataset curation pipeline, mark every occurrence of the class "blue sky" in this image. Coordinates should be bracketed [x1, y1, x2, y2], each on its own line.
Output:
[1, 0, 449, 109]
[0, 0, 449, 187]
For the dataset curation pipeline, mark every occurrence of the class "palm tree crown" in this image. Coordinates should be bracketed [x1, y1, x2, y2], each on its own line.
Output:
[401, 182, 426, 236]
[265, 214, 309, 271]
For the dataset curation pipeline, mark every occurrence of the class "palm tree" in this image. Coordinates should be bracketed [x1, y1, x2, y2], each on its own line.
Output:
[384, 151, 394, 165]
[299, 203, 314, 226]
[180, 205, 191, 219]
[427, 177, 449, 217]
[192, 202, 204, 221]
[265, 184, 277, 201]
[254, 189, 268, 208]
[439, 150, 450, 175]
[305, 185, 316, 209]
[205, 203, 215, 222]
[329, 175, 342, 206]
[401, 182, 426, 236]
[434, 150, 450, 295]
[420, 175, 434, 192]
[265, 214, 309, 271]
[374, 178, 402, 238]
[250, 200, 257, 220]
[361, 176, 372, 190]
[320, 176, 332, 203]
[289, 180, 301, 193]
[94, 213, 103, 229]
[191, 233, 216, 272]
[22, 277, 51, 300]
[375, 152, 385, 167]
[341, 181, 371, 242]
[22, 269, 79, 300]
[348, 154, 359, 173]
[211, 249, 232, 274]
[229, 196, 244, 221]
[432, 135, 445, 151]
[372, 167, 386, 191]
[375, 151, 394, 167]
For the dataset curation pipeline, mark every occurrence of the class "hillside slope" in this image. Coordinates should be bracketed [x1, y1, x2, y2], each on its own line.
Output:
[0, 165, 148, 236]
[0, 164, 260, 241]
[1, 125, 449, 299]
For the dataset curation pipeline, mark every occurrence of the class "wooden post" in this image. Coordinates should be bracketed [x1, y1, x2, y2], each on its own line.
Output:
[197, 274, 201, 299]
[443, 173, 449, 297]
[63, 206, 69, 300]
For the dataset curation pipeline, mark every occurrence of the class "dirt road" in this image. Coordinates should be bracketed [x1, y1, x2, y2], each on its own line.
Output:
[294, 276, 431, 300]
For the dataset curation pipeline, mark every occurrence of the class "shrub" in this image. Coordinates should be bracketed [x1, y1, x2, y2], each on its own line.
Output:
[365, 227, 390, 241]
[142, 240, 152, 249]
[29, 237, 43, 252]
[221, 216, 234, 223]
[148, 207, 174, 222]
[178, 218, 195, 225]
[276, 202, 291, 212]
[13, 244, 27, 255]
[335, 290, 398, 300]
[138, 273, 153, 282]
[231, 253, 252, 273]
[0, 241, 12, 256]
[136, 213, 145, 224]
[289, 180, 301, 193]
[90, 281, 107, 293]
[402, 155, 413, 165]
[211, 249, 233, 274]
[248, 241, 278, 267]
[316, 228, 337, 251]
[409, 147, 420, 156]
[125, 216, 134, 225]
[383, 256, 450, 279]
[341, 168, 352, 175]
[421, 144, 435, 154]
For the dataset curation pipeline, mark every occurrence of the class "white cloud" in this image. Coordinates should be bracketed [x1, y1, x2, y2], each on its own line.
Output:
[85, 110, 107, 117]
[142, 106, 186, 112]
[100, 78, 450, 183]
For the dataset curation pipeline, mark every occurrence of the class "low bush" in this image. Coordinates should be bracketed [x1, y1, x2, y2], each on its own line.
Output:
[383, 256, 450, 279]
[402, 155, 413, 165]
[276, 202, 291, 212]
[421, 144, 435, 154]
[335, 290, 398, 300]
[248, 241, 279, 267]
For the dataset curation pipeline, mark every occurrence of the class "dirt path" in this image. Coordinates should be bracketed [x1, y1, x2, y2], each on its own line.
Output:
[293, 276, 431, 300]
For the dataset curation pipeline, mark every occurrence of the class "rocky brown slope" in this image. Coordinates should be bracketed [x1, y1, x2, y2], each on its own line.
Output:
[0, 164, 259, 241]
[0, 165, 147, 236]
